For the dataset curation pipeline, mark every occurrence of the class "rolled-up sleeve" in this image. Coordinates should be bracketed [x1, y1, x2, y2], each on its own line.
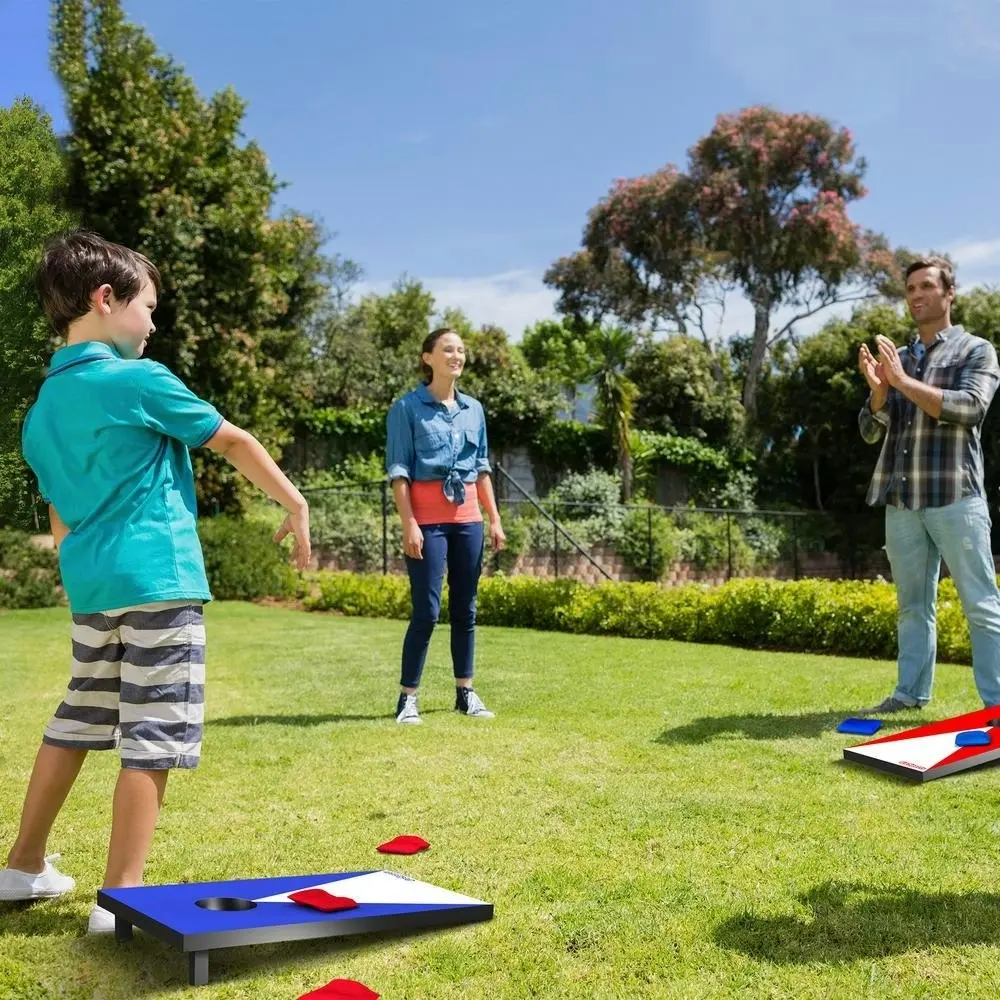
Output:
[859, 396, 889, 444]
[475, 403, 491, 474]
[386, 399, 414, 481]
[939, 341, 1000, 427]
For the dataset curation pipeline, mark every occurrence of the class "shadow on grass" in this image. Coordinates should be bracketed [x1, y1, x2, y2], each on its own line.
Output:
[212, 709, 450, 727]
[655, 711, 921, 744]
[714, 881, 1000, 962]
[0, 899, 82, 937]
[86, 923, 452, 991]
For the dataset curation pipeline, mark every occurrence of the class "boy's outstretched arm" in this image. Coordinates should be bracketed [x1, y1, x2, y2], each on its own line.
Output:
[203, 421, 311, 570]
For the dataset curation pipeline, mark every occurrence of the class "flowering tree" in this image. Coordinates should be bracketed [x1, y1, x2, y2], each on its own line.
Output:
[554, 107, 899, 416]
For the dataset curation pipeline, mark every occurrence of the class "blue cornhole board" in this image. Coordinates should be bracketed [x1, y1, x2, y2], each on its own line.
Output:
[98, 869, 492, 986]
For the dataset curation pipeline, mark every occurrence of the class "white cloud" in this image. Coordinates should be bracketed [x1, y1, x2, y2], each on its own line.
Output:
[948, 237, 1000, 274]
[355, 232, 1000, 349]
[947, 0, 1000, 62]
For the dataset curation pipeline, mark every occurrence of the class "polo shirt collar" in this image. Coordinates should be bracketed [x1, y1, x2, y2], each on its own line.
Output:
[47, 341, 121, 377]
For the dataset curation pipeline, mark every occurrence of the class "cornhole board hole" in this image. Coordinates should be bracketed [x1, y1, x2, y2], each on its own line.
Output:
[98, 869, 492, 986]
[843, 706, 1000, 781]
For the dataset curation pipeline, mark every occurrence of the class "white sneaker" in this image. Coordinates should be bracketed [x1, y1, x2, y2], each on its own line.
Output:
[87, 903, 116, 935]
[458, 689, 495, 719]
[395, 693, 422, 725]
[0, 855, 76, 901]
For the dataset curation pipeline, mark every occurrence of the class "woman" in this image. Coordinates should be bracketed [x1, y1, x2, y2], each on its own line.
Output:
[385, 327, 506, 724]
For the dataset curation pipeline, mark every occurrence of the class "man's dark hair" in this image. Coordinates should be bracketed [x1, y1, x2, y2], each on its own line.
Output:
[904, 255, 956, 294]
[36, 230, 161, 335]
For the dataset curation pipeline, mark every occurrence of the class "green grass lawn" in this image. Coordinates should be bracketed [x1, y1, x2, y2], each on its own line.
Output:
[3, 602, 1000, 999]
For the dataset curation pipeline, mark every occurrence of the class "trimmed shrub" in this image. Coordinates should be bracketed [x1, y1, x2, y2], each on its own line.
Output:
[0, 530, 62, 608]
[302, 569, 974, 665]
[617, 507, 680, 581]
[198, 516, 298, 601]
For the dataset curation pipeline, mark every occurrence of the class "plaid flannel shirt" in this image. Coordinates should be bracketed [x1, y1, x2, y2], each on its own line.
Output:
[859, 325, 1000, 509]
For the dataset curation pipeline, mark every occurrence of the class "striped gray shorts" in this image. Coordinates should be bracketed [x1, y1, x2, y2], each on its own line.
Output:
[42, 600, 205, 770]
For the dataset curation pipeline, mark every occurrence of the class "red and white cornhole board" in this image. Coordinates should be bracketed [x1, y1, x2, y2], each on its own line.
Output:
[844, 706, 1000, 781]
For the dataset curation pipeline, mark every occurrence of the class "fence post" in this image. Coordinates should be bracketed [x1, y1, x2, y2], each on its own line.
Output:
[553, 506, 559, 578]
[792, 516, 800, 581]
[726, 511, 733, 581]
[381, 479, 389, 575]
[647, 505, 653, 580]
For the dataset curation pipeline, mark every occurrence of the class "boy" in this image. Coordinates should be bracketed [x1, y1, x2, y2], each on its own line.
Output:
[0, 231, 310, 933]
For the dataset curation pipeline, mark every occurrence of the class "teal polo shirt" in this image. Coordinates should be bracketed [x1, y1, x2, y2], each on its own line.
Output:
[21, 341, 225, 613]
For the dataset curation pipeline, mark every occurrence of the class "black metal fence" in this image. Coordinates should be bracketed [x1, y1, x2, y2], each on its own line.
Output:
[299, 475, 829, 583]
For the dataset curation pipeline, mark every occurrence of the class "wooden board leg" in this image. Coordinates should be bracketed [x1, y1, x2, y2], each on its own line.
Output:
[114, 917, 133, 943]
[189, 951, 209, 986]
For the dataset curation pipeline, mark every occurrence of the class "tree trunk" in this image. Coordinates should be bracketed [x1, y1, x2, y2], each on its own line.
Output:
[620, 450, 633, 502]
[741, 300, 772, 418]
[812, 453, 825, 511]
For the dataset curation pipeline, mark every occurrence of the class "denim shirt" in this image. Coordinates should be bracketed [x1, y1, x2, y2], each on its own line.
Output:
[385, 384, 491, 504]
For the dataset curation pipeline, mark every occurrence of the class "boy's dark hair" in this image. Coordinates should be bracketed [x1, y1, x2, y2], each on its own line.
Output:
[36, 230, 161, 335]
[904, 255, 956, 294]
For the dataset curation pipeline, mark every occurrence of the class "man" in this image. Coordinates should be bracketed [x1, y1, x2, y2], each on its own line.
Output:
[858, 256, 1000, 713]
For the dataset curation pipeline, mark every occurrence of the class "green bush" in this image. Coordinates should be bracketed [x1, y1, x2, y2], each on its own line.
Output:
[198, 516, 299, 601]
[486, 511, 532, 573]
[310, 498, 387, 572]
[631, 429, 731, 501]
[299, 454, 386, 490]
[740, 516, 787, 566]
[308, 571, 412, 619]
[0, 530, 62, 608]
[677, 512, 755, 571]
[617, 507, 679, 581]
[545, 470, 626, 547]
[301, 406, 385, 455]
[302, 568, 975, 665]
[530, 420, 614, 475]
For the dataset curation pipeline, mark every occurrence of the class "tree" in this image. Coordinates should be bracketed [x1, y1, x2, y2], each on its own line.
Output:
[311, 277, 434, 411]
[0, 98, 77, 528]
[626, 335, 743, 448]
[589, 327, 638, 500]
[520, 318, 601, 411]
[753, 304, 913, 570]
[559, 106, 899, 416]
[757, 304, 912, 509]
[444, 311, 562, 452]
[52, 0, 337, 512]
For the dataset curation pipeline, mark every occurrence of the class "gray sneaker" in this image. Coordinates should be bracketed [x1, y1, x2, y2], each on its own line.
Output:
[860, 696, 922, 716]
[395, 693, 422, 725]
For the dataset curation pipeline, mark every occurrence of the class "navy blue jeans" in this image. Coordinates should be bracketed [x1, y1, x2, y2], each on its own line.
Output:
[401, 521, 484, 689]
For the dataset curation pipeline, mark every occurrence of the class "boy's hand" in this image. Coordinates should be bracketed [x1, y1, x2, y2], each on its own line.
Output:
[274, 506, 311, 571]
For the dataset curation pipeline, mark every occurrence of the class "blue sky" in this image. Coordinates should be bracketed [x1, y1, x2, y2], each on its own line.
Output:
[4, 0, 1000, 338]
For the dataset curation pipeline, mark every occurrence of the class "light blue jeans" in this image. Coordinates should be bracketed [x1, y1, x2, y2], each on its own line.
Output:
[885, 495, 1000, 707]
